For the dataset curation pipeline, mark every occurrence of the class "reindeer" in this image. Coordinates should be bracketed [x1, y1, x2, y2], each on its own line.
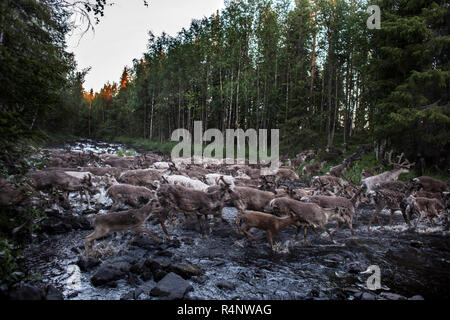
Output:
[312, 175, 349, 195]
[118, 169, 163, 189]
[80, 167, 122, 179]
[162, 174, 209, 191]
[156, 178, 233, 238]
[84, 199, 162, 257]
[367, 188, 410, 231]
[106, 184, 156, 211]
[326, 146, 344, 155]
[226, 185, 278, 214]
[327, 159, 349, 178]
[412, 176, 449, 193]
[235, 211, 302, 248]
[302, 161, 327, 177]
[361, 150, 414, 194]
[270, 197, 339, 244]
[301, 188, 363, 235]
[406, 195, 447, 229]
[263, 168, 300, 188]
[29, 170, 96, 209]
[0, 178, 36, 207]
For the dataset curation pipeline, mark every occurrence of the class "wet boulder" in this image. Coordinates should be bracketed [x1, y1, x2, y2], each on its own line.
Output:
[44, 285, 64, 300]
[8, 285, 45, 300]
[40, 219, 72, 234]
[149, 272, 193, 300]
[91, 264, 128, 287]
[170, 263, 203, 279]
[144, 256, 171, 281]
[354, 292, 376, 300]
[76, 256, 101, 272]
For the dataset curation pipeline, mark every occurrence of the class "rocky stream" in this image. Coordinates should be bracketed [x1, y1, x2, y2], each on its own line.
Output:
[8, 140, 450, 300]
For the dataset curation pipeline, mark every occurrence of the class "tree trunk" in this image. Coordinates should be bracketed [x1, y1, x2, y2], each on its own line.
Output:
[149, 92, 154, 140]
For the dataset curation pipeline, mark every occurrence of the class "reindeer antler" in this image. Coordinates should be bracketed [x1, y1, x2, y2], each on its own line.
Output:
[387, 150, 394, 166]
[387, 150, 415, 169]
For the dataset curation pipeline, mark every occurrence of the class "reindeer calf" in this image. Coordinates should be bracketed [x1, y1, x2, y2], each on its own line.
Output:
[235, 211, 301, 248]
[406, 195, 446, 229]
[85, 199, 162, 256]
[270, 197, 338, 244]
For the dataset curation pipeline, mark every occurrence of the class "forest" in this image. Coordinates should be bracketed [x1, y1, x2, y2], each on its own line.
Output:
[1, 0, 449, 172]
[0, 0, 449, 302]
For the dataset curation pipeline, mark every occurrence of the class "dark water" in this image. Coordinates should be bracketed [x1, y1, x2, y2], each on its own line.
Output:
[16, 141, 450, 300]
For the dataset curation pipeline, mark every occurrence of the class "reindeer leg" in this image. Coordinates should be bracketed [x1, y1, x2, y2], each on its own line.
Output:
[111, 202, 118, 211]
[267, 230, 274, 249]
[347, 218, 355, 236]
[63, 191, 71, 209]
[388, 209, 394, 226]
[84, 189, 91, 209]
[241, 226, 256, 240]
[303, 227, 308, 244]
[402, 210, 411, 227]
[294, 226, 301, 240]
[428, 216, 435, 228]
[414, 212, 425, 230]
[320, 226, 334, 243]
[367, 214, 376, 232]
[157, 212, 172, 240]
[376, 215, 382, 226]
[85, 229, 107, 257]
[197, 214, 207, 238]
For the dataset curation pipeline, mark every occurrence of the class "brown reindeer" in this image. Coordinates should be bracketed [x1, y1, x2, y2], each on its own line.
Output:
[84, 199, 163, 257]
[235, 211, 302, 248]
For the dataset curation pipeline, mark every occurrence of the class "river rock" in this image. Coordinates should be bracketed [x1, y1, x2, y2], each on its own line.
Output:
[216, 280, 236, 291]
[170, 263, 203, 279]
[91, 264, 127, 287]
[378, 292, 407, 300]
[360, 292, 376, 300]
[346, 261, 365, 274]
[44, 285, 64, 300]
[149, 272, 193, 300]
[8, 285, 44, 300]
[145, 256, 171, 281]
[40, 220, 72, 234]
[130, 236, 160, 250]
[77, 256, 101, 271]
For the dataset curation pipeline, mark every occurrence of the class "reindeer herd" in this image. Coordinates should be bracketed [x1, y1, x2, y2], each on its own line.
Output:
[1, 145, 449, 258]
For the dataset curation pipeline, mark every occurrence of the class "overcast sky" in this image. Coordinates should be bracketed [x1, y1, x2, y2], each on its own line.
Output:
[66, 0, 225, 92]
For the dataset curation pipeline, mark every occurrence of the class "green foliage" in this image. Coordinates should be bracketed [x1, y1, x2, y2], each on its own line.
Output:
[369, 0, 450, 166]
[116, 149, 137, 157]
[342, 152, 378, 185]
[0, 238, 21, 288]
